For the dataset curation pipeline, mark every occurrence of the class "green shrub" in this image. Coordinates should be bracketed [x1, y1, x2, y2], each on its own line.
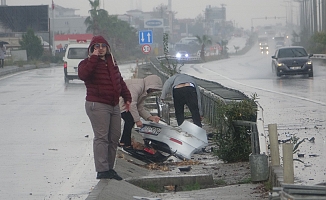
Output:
[213, 94, 258, 163]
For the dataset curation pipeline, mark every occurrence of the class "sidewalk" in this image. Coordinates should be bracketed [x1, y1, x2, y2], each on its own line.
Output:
[0, 64, 52, 77]
[86, 137, 267, 200]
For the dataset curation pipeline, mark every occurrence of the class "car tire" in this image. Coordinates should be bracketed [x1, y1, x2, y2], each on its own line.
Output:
[308, 71, 313, 77]
[276, 71, 281, 77]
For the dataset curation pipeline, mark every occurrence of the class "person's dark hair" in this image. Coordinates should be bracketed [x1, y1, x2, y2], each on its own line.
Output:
[90, 44, 95, 53]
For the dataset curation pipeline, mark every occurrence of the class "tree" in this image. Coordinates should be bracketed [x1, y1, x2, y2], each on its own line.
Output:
[84, 0, 109, 35]
[221, 39, 229, 56]
[19, 28, 43, 60]
[196, 35, 212, 61]
[84, 0, 139, 60]
[311, 31, 326, 53]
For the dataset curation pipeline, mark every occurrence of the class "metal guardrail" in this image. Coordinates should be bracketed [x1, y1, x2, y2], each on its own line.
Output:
[270, 184, 326, 200]
[156, 55, 202, 62]
[145, 57, 270, 158]
[146, 57, 259, 149]
[311, 54, 326, 60]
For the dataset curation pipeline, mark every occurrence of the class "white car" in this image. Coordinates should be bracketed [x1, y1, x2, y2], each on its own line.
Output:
[63, 43, 89, 83]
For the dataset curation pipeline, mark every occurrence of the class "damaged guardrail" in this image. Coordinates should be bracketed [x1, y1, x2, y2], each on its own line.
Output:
[270, 184, 326, 199]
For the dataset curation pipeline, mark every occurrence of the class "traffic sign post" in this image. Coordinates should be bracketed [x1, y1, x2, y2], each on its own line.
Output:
[139, 30, 153, 44]
[141, 44, 151, 54]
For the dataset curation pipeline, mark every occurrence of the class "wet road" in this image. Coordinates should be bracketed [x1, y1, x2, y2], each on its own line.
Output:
[0, 64, 136, 199]
[181, 45, 326, 185]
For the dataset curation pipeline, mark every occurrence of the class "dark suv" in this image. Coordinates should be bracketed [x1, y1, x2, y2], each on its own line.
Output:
[271, 46, 313, 77]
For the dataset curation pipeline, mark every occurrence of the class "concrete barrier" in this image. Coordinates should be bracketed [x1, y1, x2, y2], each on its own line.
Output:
[126, 174, 214, 190]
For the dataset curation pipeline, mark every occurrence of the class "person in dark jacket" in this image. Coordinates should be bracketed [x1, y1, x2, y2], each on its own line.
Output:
[78, 35, 132, 180]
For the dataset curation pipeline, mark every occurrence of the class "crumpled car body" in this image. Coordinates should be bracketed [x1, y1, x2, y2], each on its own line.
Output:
[138, 120, 208, 160]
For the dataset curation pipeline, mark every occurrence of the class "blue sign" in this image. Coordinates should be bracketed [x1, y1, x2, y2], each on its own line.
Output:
[139, 30, 153, 44]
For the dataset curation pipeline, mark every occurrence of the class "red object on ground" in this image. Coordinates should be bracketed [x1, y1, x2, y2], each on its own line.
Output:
[143, 147, 155, 155]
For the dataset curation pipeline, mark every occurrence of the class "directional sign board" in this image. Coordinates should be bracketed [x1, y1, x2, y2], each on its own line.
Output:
[141, 44, 151, 54]
[139, 30, 153, 44]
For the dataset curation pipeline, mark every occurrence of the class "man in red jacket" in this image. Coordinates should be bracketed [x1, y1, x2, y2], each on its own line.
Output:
[78, 35, 131, 180]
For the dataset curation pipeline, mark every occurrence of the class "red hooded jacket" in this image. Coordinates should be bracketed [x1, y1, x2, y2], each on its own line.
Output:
[78, 35, 131, 106]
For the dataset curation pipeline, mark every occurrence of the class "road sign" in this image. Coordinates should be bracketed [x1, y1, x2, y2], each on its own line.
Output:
[139, 30, 153, 44]
[144, 19, 163, 28]
[141, 44, 151, 54]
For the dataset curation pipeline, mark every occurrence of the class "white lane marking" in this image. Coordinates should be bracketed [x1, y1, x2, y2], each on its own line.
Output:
[193, 64, 326, 106]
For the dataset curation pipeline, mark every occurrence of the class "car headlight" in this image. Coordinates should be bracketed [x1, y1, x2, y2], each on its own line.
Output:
[185, 54, 189, 57]
[306, 60, 312, 65]
[266, 47, 269, 49]
[176, 53, 181, 58]
[277, 62, 284, 67]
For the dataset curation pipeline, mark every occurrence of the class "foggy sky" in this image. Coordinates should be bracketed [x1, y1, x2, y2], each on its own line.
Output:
[6, 0, 298, 29]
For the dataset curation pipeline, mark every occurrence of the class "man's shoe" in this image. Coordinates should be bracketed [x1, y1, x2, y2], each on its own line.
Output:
[96, 169, 123, 180]
[108, 169, 123, 181]
[96, 171, 111, 179]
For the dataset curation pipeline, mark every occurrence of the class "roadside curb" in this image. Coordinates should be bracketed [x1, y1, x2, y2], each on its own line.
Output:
[0, 64, 52, 77]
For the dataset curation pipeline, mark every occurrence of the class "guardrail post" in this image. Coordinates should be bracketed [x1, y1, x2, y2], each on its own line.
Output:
[283, 143, 294, 184]
[268, 124, 280, 166]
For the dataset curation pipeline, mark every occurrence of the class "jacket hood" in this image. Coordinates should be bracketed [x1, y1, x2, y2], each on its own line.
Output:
[88, 35, 111, 54]
[143, 75, 162, 92]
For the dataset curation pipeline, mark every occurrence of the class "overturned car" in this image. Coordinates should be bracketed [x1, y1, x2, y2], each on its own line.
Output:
[123, 101, 208, 163]
[138, 120, 208, 160]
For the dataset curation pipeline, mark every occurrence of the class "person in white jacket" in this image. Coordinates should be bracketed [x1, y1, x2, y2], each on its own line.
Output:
[119, 75, 163, 149]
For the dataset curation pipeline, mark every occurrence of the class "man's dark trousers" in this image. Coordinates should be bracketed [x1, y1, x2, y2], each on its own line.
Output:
[173, 86, 202, 127]
[120, 111, 135, 146]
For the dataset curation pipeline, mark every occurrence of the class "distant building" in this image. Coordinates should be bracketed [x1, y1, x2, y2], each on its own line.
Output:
[205, 5, 226, 36]
[49, 3, 88, 35]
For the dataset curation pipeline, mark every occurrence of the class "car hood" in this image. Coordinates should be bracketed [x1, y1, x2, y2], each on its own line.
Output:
[278, 57, 310, 66]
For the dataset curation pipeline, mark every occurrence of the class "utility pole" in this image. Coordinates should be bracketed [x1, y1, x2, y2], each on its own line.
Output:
[323, 0, 326, 31]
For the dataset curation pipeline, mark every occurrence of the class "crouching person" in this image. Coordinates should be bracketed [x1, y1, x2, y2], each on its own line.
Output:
[119, 75, 163, 149]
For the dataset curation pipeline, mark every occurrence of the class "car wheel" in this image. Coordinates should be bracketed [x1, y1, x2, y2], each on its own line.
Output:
[308, 71, 313, 77]
[276, 71, 281, 77]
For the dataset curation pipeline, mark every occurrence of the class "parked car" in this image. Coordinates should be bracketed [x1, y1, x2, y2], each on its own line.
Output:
[271, 46, 313, 77]
[63, 43, 89, 83]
